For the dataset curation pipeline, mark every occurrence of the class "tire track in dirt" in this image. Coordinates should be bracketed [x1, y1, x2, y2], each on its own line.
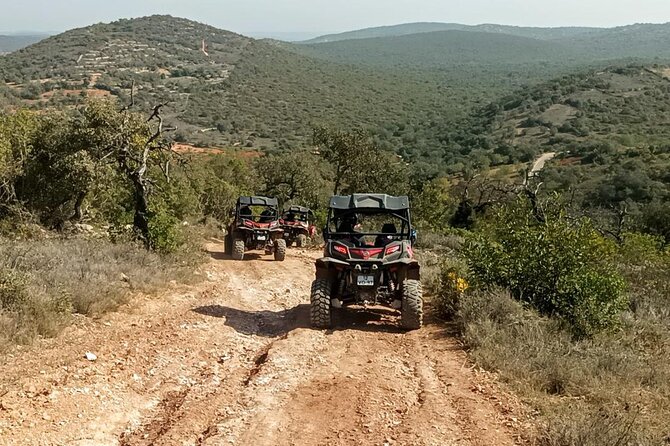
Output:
[0, 244, 527, 445]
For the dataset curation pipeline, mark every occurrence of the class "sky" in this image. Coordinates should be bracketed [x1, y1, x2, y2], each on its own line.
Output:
[1, 0, 670, 38]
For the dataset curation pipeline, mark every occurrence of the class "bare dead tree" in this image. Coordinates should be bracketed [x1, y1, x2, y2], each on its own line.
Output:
[521, 168, 546, 223]
[113, 92, 175, 246]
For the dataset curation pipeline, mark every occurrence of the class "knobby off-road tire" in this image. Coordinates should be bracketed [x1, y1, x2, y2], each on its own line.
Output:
[232, 238, 245, 261]
[401, 279, 423, 330]
[310, 278, 332, 329]
[297, 234, 307, 248]
[274, 238, 287, 261]
[224, 233, 232, 255]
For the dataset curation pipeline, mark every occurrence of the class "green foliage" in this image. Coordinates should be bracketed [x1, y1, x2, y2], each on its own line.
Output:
[433, 259, 470, 318]
[0, 269, 29, 312]
[639, 201, 670, 244]
[464, 198, 628, 337]
[189, 154, 258, 221]
[147, 206, 182, 254]
[255, 150, 331, 209]
[411, 179, 455, 232]
[313, 126, 409, 195]
[618, 232, 670, 323]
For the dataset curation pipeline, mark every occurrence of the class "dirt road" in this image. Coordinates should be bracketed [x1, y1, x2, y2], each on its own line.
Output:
[529, 152, 557, 176]
[0, 245, 526, 446]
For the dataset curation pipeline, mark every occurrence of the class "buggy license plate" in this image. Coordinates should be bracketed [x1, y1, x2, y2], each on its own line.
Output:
[256, 235, 267, 241]
[357, 275, 375, 287]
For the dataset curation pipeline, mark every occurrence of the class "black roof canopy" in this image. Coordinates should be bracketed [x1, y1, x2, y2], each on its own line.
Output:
[237, 196, 278, 207]
[329, 194, 410, 210]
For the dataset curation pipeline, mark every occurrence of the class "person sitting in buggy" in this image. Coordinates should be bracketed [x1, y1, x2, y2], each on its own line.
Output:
[239, 205, 253, 219]
[375, 223, 398, 247]
[336, 214, 362, 247]
[259, 207, 277, 223]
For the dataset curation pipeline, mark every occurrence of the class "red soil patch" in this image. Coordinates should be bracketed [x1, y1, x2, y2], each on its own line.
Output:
[557, 156, 582, 166]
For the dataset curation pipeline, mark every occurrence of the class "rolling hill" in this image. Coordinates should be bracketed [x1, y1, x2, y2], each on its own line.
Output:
[299, 23, 670, 71]
[464, 65, 670, 151]
[0, 34, 47, 54]
[0, 16, 465, 153]
[298, 30, 576, 68]
[302, 22, 602, 43]
[3, 15, 670, 181]
[448, 65, 670, 206]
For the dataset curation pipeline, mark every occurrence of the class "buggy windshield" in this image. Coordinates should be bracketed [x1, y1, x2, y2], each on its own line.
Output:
[283, 211, 309, 222]
[238, 205, 279, 223]
[326, 208, 411, 247]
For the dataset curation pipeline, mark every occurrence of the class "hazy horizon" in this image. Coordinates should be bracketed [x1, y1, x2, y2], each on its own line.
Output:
[2, 0, 670, 37]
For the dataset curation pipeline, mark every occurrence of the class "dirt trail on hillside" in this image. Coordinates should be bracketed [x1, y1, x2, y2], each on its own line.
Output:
[0, 245, 527, 446]
[530, 152, 556, 175]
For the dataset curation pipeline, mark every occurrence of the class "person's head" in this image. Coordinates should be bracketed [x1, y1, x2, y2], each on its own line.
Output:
[338, 213, 357, 231]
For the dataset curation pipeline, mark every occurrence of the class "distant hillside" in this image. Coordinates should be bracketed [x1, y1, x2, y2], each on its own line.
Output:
[4, 16, 670, 180]
[299, 30, 575, 68]
[297, 24, 670, 79]
[445, 65, 670, 171]
[0, 34, 47, 54]
[303, 22, 601, 43]
[0, 16, 466, 154]
[558, 22, 670, 59]
[478, 65, 670, 149]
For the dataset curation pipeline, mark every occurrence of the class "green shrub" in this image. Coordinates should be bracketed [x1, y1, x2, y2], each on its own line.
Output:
[0, 269, 30, 311]
[433, 259, 470, 318]
[618, 232, 670, 322]
[147, 207, 183, 254]
[464, 198, 628, 337]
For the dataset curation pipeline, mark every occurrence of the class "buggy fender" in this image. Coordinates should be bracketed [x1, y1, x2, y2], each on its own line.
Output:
[315, 257, 349, 279]
[387, 258, 421, 280]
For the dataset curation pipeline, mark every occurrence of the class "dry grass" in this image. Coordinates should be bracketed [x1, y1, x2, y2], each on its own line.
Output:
[0, 235, 203, 349]
[454, 288, 670, 445]
[421, 232, 670, 445]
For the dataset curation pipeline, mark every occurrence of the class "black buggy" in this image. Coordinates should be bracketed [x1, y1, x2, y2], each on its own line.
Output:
[310, 194, 423, 330]
[225, 196, 286, 261]
[281, 205, 314, 248]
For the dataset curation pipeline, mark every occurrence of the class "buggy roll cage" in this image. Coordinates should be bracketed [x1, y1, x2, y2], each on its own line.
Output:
[235, 196, 279, 223]
[323, 194, 413, 240]
[282, 205, 314, 222]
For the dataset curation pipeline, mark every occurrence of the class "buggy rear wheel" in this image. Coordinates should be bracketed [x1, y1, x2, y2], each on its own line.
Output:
[297, 234, 307, 248]
[274, 238, 286, 261]
[224, 233, 232, 255]
[232, 238, 245, 261]
[400, 279, 423, 330]
[310, 278, 332, 329]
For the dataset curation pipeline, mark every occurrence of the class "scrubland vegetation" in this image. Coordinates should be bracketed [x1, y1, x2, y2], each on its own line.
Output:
[424, 195, 670, 445]
[1, 15, 669, 444]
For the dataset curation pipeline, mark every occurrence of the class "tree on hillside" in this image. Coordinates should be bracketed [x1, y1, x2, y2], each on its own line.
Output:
[1, 99, 178, 249]
[0, 110, 39, 212]
[76, 99, 175, 246]
[313, 126, 409, 196]
[255, 150, 331, 209]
